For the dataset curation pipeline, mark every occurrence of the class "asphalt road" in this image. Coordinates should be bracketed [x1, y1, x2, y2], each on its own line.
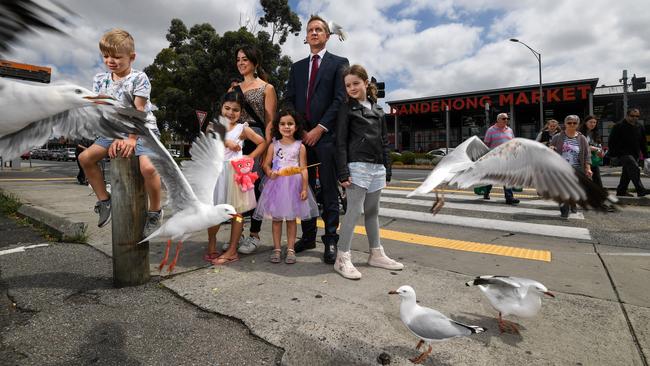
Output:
[0, 213, 283, 365]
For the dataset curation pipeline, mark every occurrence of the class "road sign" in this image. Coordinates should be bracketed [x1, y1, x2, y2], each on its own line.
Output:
[195, 110, 208, 128]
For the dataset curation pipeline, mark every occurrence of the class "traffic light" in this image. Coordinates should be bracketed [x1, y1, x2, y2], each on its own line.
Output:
[371, 76, 386, 98]
[632, 75, 646, 91]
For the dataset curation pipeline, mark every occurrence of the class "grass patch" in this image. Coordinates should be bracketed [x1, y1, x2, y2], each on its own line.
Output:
[0, 190, 87, 243]
[0, 190, 22, 215]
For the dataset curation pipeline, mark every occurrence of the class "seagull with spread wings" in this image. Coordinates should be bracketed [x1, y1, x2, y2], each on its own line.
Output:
[409, 136, 616, 214]
[136, 118, 240, 273]
[466, 275, 555, 334]
[0, 78, 142, 159]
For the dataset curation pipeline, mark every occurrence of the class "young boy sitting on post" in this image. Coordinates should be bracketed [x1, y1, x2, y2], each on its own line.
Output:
[78, 28, 163, 236]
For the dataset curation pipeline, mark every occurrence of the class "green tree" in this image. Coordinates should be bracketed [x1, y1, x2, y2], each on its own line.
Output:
[258, 0, 301, 45]
[145, 15, 299, 143]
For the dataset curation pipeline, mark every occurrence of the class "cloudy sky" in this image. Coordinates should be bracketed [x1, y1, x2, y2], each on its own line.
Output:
[7, 0, 650, 105]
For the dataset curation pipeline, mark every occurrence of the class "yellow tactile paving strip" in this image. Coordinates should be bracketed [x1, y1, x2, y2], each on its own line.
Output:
[0, 177, 77, 182]
[315, 220, 552, 262]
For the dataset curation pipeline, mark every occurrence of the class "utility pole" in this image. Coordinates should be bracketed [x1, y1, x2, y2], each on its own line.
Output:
[620, 69, 628, 114]
[445, 105, 450, 153]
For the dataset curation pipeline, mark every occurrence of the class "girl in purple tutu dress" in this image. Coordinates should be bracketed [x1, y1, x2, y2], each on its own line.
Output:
[254, 109, 319, 264]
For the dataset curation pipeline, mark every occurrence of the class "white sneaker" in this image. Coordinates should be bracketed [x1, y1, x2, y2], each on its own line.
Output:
[368, 246, 404, 270]
[238, 235, 261, 254]
[221, 235, 243, 252]
[334, 251, 361, 280]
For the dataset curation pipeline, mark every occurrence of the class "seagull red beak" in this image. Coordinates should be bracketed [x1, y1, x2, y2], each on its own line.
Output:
[229, 213, 242, 218]
[544, 291, 555, 298]
[388, 290, 398, 295]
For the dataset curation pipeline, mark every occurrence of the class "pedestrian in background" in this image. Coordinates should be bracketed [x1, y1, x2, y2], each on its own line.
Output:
[579, 115, 604, 188]
[608, 108, 647, 197]
[536, 119, 561, 147]
[334, 64, 402, 280]
[483, 113, 520, 204]
[550, 115, 592, 218]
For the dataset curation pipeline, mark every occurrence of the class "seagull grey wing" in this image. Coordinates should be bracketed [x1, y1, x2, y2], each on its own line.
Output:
[0, 0, 74, 55]
[180, 132, 225, 205]
[407, 309, 472, 340]
[468, 275, 529, 299]
[408, 136, 490, 196]
[0, 105, 139, 160]
[131, 124, 201, 213]
[451, 138, 588, 203]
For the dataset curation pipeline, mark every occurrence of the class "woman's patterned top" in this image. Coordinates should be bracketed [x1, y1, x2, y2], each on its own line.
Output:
[240, 84, 267, 129]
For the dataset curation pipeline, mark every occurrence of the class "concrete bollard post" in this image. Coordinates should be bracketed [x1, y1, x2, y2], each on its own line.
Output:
[110, 156, 150, 287]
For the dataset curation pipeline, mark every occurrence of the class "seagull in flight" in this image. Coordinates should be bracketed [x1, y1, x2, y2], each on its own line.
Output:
[0, 0, 75, 54]
[389, 285, 485, 364]
[136, 117, 241, 273]
[466, 275, 554, 334]
[0, 77, 141, 160]
[409, 136, 616, 214]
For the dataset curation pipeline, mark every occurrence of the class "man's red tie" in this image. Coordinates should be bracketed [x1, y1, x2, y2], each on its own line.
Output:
[305, 54, 320, 122]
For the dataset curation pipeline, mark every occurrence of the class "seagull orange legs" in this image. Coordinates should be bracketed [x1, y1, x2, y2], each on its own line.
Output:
[157, 239, 183, 274]
[158, 239, 172, 271]
[430, 189, 446, 215]
[410, 341, 432, 364]
[497, 312, 520, 334]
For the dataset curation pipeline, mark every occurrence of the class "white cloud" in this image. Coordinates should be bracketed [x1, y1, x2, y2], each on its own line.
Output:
[4, 0, 649, 107]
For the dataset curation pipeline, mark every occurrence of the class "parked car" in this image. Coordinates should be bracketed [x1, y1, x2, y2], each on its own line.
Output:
[62, 148, 76, 161]
[46, 149, 64, 161]
[21, 151, 31, 160]
[425, 148, 455, 158]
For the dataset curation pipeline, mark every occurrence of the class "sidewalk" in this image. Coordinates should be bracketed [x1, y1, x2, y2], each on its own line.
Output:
[1, 176, 649, 365]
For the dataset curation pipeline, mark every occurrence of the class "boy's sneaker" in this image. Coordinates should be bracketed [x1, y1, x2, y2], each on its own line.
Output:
[143, 210, 163, 238]
[238, 236, 261, 254]
[94, 198, 112, 228]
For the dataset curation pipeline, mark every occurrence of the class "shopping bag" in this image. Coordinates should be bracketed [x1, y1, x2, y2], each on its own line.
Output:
[473, 186, 489, 196]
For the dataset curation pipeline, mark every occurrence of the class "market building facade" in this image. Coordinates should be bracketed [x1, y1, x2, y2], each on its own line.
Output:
[386, 78, 649, 153]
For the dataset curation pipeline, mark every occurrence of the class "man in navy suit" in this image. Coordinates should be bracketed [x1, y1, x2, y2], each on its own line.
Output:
[285, 15, 349, 264]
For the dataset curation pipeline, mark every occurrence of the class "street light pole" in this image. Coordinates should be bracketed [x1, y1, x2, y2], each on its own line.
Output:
[510, 38, 544, 132]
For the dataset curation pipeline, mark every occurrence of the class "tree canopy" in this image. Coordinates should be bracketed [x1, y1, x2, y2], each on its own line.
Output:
[145, 2, 299, 143]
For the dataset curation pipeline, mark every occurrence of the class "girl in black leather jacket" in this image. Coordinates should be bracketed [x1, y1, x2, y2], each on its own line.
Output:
[333, 64, 402, 280]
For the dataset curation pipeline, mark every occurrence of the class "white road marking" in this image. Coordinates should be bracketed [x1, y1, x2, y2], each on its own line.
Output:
[380, 196, 584, 219]
[378, 207, 591, 240]
[382, 189, 559, 207]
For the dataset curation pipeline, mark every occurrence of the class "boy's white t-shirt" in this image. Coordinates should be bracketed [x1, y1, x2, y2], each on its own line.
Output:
[92, 69, 157, 129]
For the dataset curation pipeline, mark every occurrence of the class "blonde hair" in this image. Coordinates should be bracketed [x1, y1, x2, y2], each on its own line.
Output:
[99, 28, 135, 56]
[342, 64, 378, 102]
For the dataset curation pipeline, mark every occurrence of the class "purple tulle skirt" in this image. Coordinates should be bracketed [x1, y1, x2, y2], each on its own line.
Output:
[253, 174, 319, 221]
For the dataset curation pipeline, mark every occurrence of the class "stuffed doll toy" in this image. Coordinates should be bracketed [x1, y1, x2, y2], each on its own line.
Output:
[231, 157, 258, 192]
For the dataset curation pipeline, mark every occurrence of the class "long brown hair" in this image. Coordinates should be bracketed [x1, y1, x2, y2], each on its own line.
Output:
[235, 45, 268, 82]
[579, 115, 601, 143]
[342, 64, 378, 103]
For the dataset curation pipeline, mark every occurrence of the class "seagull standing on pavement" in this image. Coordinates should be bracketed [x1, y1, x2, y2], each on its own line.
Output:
[136, 117, 240, 273]
[389, 285, 485, 364]
[465, 275, 555, 334]
[409, 136, 616, 214]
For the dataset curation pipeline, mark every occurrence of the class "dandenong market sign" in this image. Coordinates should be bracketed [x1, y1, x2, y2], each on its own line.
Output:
[390, 84, 593, 115]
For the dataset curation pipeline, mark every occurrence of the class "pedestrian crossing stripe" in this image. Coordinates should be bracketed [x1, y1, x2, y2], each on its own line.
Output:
[391, 180, 539, 192]
[315, 220, 552, 262]
[384, 185, 540, 198]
